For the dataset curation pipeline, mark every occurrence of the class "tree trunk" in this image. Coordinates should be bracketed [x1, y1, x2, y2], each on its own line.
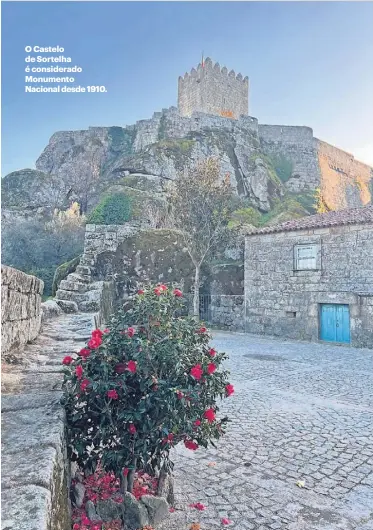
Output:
[193, 265, 200, 317]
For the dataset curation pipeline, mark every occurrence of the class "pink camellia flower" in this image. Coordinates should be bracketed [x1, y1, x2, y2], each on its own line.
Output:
[81, 515, 90, 525]
[207, 363, 217, 375]
[107, 389, 118, 400]
[209, 348, 217, 357]
[196, 327, 207, 334]
[154, 287, 162, 296]
[194, 419, 201, 427]
[128, 424, 137, 434]
[62, 356, 73, 365]
[169, 507, 175, 513]
[173, 288, 182, 297]
[88, 336, 102, 349]
[127, 360, 137, 373]
[79, 348, 91, 358]
[176, 390, 184, 399]
[73, 524, 80, 530]
[190, 364, 203, 380]
[221, 518, 232, 525]
[225, 384, 234, 397]
[80, 378, 90, 392]
[75, 365, 83, 379]
[138, 289, 145, 295]
[91, 525, 101, 530]
[103, 328, 110, 333]
[204, 408, 216, 423]
[91, 329, 103, 340]
[184, 439, 199, 451]
[126, 327, 135, 338]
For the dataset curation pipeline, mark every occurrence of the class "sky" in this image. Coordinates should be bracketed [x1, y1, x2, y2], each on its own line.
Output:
[1, 1, 373, 176]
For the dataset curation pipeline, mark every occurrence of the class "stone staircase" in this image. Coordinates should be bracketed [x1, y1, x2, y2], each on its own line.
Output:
[55, 265, 103, 313]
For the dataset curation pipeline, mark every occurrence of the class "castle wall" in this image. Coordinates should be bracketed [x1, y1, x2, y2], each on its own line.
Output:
[178, 58, 249, 119]
[316, 140, 372, 210]
[258, 124, 321, 192]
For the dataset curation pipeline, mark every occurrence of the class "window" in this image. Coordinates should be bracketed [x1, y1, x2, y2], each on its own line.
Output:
[294, 244, 318, 270]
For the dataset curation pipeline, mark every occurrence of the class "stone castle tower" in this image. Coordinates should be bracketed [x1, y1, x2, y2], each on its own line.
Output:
[178, 57, 249, 119]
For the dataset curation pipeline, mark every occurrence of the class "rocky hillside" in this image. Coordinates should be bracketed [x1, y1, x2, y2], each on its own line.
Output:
[2, 106, 372, 225]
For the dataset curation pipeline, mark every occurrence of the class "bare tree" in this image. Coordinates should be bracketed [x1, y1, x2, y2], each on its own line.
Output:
[169, 158, 235, 316]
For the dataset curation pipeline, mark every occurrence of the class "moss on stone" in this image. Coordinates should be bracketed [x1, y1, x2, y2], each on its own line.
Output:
[52, 255, 81, 296]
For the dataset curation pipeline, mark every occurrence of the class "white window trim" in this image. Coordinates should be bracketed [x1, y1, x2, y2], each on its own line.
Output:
[294, 243, 318, 271]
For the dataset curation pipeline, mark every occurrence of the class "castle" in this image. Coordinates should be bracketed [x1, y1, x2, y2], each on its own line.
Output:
[178, 57, 249, 119]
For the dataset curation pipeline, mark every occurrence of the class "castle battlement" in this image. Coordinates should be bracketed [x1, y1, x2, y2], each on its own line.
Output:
[178, 57, 249, 119]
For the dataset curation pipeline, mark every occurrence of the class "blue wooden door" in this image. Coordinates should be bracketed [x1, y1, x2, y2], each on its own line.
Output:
[320, 304, 350, 344]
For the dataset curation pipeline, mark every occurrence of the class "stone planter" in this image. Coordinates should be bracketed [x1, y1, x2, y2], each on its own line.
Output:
[81, 471, 174, 530]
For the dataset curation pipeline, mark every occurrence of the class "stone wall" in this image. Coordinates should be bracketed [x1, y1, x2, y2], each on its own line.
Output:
[178, 58, 249, 119]
[258, 125, 321, 192]
[209, 295, 245, 331]
[317, 140, 372, 210]
[244, 222, 373, 348]
[1, 265, 44, 357]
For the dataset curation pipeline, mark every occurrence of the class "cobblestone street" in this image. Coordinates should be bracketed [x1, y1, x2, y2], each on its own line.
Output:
[164, 332, 373, 530]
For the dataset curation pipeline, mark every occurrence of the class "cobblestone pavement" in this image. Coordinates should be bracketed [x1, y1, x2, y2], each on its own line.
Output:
[162, 332, 373, 530]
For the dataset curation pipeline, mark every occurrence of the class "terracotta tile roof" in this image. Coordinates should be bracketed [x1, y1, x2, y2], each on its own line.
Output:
[246, 205, 373, 235]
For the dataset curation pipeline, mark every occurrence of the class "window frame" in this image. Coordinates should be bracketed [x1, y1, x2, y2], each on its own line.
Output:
[293, 243, 320, 271]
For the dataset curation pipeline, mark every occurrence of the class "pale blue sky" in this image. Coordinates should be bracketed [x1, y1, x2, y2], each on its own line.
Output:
[1, 1, 373, 175]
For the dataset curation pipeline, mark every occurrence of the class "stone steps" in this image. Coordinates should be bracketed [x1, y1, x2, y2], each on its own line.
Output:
[59, 279, 90, 293]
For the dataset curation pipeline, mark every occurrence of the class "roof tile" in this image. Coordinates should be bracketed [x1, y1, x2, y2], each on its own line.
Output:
[246, 205, 373, 235]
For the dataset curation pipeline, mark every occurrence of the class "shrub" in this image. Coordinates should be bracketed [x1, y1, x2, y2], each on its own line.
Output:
[88, 193, 132, 225]
[52, 255, 81, 296]
[62, 284, 233, 492]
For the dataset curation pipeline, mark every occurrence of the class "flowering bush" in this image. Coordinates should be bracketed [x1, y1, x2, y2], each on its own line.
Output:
[62, 283, 234, 493]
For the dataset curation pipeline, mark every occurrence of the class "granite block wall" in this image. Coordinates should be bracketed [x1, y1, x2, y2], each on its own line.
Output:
[244, 223, 373, 348]
[1, 265, 44, 356]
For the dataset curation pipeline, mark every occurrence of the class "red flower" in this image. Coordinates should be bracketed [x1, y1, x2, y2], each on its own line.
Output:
[91, 525, 101, 530]
[159, 284, 167, 291]
[204, 408, 216, 423]
[138, 289, 145, 295]
[123, 468, 129, 476]
[107, 389, 118, 400]
[184, 439, 199, 451]
[154, 287, 162, 296]
[62, 356, 73, 365]
[209, 348, 217, 357]
[226, 384, 234, 397]
[75, 365, 83, 379]
[189, 502, 206, 511]
[126, 327, 135, 338]
[162, 433, 174, 445]
[81, 515, 90, 525]
[127, 360, 137, 373]
[92, 329, 103, 339]
[88, 336, 102, 349]
[73, 524, 80, 530]
[196, 327, 207, 334]
[103, 328, 110, 333]
[173, 288, 183, 297]
[79, 348, 91, 358]
[194, 419, 201, 427]
[221, 518, 232, 525]
[169, 507, 175, 513]
[207, 363, 217, 375]
[80, 378, 90, 392]
[129, 424, 137, 434]
[176, 390, 184, 399]
[190, 364, 203, 380]
[115, 363, 126, 374]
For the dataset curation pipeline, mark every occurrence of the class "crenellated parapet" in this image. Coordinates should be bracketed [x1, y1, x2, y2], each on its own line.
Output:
[178, 57, 249, 119]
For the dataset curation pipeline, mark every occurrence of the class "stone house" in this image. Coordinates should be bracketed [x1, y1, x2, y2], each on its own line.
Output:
[244, 205, 373, 348]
